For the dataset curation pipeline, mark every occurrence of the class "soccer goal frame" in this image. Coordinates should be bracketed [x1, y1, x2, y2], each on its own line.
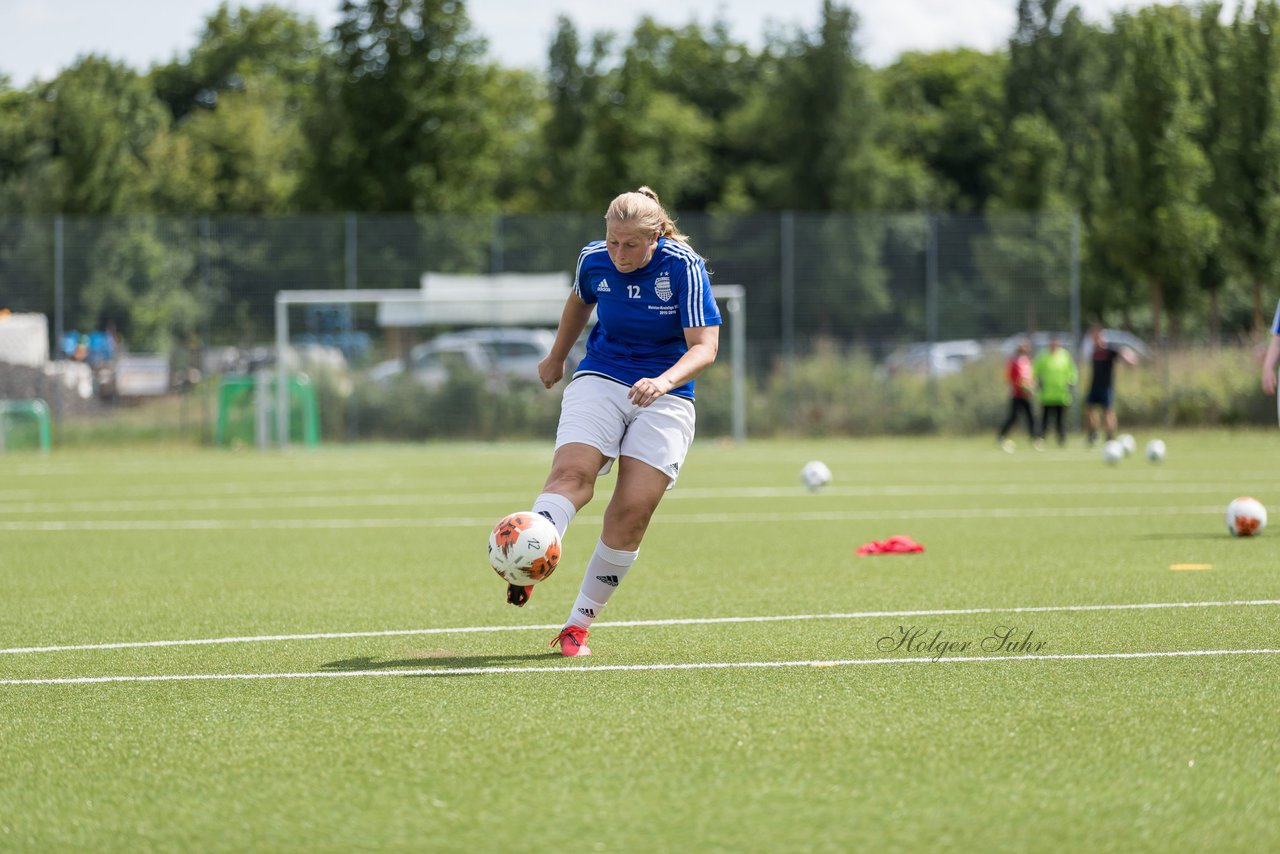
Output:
[272, 284, 747, 448]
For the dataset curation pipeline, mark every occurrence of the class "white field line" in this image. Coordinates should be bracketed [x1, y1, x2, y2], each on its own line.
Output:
[3, 599, 1278, 656]
[0, 482, 1265, 513]
[0, 477, 416, 503]
[0, 504, 1227, 532]
[3, 648, 1279, 686]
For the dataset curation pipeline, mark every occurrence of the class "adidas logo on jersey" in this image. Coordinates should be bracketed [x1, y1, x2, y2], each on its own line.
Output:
[595, 575, 619, 587]
[577, 607, 596, 618]
[596, 278, 611, 293]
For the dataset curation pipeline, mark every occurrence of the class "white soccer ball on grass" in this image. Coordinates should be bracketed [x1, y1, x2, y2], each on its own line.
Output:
[1102, 440, 1125, 465]
[1145, 439, 1166, 463]
[1118, 433, 1136, 456]
[801, 460, 832, 492]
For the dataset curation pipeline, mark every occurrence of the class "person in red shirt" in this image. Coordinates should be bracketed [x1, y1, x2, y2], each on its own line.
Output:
[997, 339, 1037, 451]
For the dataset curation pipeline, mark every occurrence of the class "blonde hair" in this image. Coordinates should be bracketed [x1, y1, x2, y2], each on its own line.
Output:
[605, 186, 691, 246]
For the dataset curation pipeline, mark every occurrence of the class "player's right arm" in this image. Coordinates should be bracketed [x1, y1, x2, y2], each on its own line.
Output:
[539, 294, 593, 389]
[1262, 334, 1280, 396]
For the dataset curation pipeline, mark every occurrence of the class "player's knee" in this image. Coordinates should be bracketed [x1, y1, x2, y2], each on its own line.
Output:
[545, 467, 595, 503]
[603, 505, 654, 549]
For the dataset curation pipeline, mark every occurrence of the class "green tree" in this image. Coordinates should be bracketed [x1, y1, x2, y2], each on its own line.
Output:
[1002, 1, 1115, 321]
[144, 4, 323, 213]
[35, 58, 169, 214]
[77, 221, 203, 351]
[579, 26, 716, 211]
[1096, 5, 1217, 338]
[726, 1, 882, 210]
[879, 48, 1007, 211]
[150, 3, 323, 123]
[1005, 0, 1111, 201]
[309, 0, 502, 213]
[1213, 0, 1280, 333]
[535, 17, 602, 212]
[486, 66, 551, 214]
[173, 79, 306, 213]
[0, 82, 44, 212]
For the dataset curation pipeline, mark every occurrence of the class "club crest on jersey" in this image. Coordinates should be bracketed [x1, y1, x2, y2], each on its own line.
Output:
[654, 272, 672, 302]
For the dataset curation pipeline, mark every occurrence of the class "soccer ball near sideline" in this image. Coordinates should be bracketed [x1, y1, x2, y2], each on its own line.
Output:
[1102, 440, 1124, 465]
[1225, 497, 1267, 538]
[488, 511, 562, 585]
[801, 460, 833, 492]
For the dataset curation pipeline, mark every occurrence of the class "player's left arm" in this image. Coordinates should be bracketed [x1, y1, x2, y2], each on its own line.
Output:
[628, 325, 720, 408]
[1119, 346, 1139, 366]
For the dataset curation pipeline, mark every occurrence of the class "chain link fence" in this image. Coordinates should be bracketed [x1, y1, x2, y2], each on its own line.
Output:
[1, 211, 1099, 446]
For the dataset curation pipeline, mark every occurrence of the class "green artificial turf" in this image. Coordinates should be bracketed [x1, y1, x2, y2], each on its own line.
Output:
[1, 431, 1277, 851]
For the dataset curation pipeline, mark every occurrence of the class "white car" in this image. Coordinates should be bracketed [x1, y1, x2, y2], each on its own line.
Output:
[883, 339, 985, 377]
[369, 328, 576, 389]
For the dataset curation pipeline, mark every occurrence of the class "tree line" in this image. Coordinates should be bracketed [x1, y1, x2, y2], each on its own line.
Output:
[1, 0, 1279, 341]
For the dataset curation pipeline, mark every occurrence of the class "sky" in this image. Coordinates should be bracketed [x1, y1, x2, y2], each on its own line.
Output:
[0, 0, 1152, 87]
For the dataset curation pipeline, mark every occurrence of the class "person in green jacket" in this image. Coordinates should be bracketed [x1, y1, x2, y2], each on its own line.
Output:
[1033, 335, 1078, 446]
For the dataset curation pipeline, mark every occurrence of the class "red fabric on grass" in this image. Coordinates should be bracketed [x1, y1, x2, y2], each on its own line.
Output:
[855, 535, 925, 556]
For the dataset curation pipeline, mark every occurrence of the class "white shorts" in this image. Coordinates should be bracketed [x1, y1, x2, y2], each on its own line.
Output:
[556, 375, 696, 487]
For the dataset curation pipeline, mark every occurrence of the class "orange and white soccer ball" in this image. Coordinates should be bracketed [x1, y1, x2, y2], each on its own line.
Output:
[487, 511, 562, 585]
[1225, 497, 1267, 537]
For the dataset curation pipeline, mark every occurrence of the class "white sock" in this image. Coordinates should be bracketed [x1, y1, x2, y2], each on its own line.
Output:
[567, 540, 638, 629]
[532, 492, 577, 538]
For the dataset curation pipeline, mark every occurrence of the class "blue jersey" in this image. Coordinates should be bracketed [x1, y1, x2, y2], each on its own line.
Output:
[572, 237, 721, 400]
[1273, 299, 1280, 334]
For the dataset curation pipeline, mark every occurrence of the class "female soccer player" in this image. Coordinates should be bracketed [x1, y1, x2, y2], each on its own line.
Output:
[1261, 298, 1280, 424]
[507, 186, 721, 657]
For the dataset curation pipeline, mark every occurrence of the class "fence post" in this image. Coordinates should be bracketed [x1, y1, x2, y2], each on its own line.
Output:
[1070, 212, 1083, 433]
[780, 211, 795, 431]
[491, 213, 504, 274]
[52, 215, 64, 435]
[345, 214, 357, 290]
[200, 215, 212, 443]
[925, 213, 939, 408]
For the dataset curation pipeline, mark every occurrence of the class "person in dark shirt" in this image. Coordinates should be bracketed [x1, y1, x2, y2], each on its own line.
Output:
[1084, 324, 1137, 446]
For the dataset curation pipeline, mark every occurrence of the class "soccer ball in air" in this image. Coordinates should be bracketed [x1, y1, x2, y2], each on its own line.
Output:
[488, 511, 562, 585]
[1225, 497, 1267, 537]
[801, 460, 833, 492]
[1145, 439, 1166, 463]
[1118, 433, 1136, 456]
[1102, 440, 1125, 465]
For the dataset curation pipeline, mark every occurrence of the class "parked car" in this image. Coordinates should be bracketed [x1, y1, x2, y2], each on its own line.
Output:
[883, 339, 985, 377]
[369, 327, 578, 389]
[1000, 329, 1150, 361]
[1000, 331, 1074, 357]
